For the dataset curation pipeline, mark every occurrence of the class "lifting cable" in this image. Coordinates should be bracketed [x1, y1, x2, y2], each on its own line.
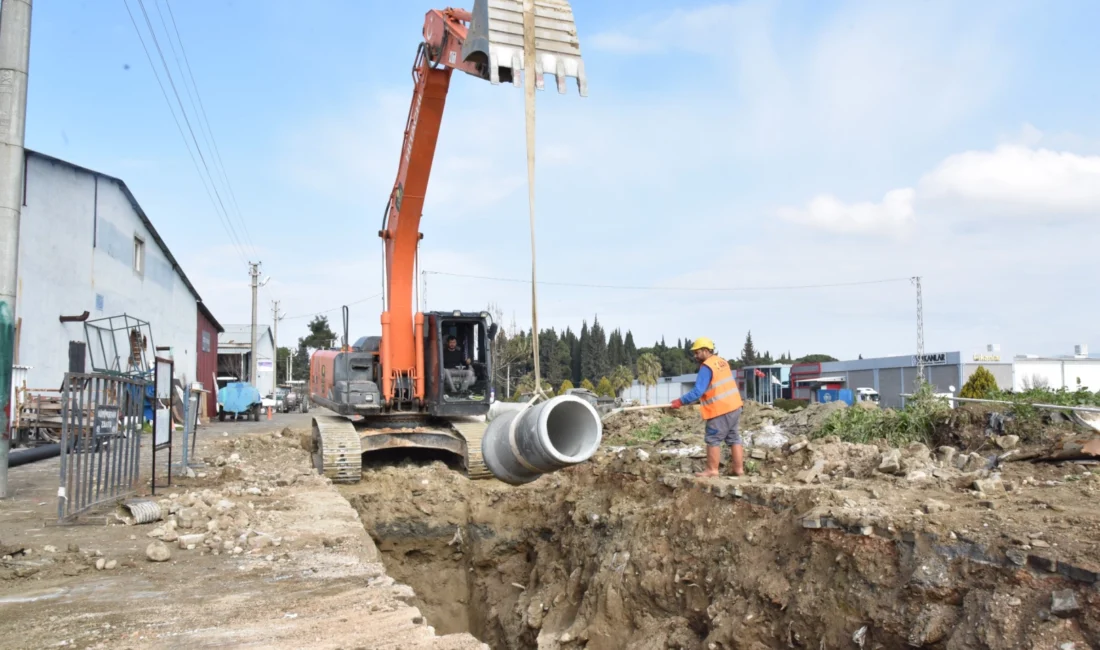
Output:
[521, 0, 548, 404]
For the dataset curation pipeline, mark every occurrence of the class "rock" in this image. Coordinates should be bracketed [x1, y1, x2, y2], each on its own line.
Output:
[936, 446, 958, 467]
[560, 633, 573, 644]
[248, 535, 273, 550]
[147, 526, 167, 539]
[973, 476, 1005, 495]
[206, 520, 220, 534]
[1051, 589, 1080, 617]
[184, 467, 197, 479]
[177, 534, 205, 549]
[906, 442, 932, 462]
[276, 469, 298, 487]
[787, 441, 808, 454]
[246, 487, 262, 496]
[1005, 549, 1027, 566]
[105, 560, 117, 570]
[923, 499, 951, 514]
[1030, 539, 1051, 549]
[67, 543, 80, 553]
[214, 456, 227, 467]
[878, 449, 902, 475]
[163, 530, 179, 543]
[229, 453, 240, 463]
[95, 558, 106, 570]
[963, 453, 989, 473]
[995, 435, 1020, 450]
[750, 448, 768, 461]
[908, 603, 957, 647]
[146, 541, 172, 562]
[796, 460, 826, 484]
[43, 545, 58, 553]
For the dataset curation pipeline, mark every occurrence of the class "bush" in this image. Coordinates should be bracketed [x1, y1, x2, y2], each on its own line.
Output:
[812, 389, 950, 447]
[773, 398, 809, 412]
[596, 377, 615, 397]
[559, 379, 575, 393]
[580, 378, 596, 392]
[960, 366, 998, 399]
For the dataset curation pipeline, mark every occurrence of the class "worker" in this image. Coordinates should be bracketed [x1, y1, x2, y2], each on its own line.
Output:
[442, 336, 475, 393]
[670, 337, 745, 477]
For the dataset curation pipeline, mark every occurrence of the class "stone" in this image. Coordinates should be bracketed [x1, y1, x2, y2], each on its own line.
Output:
[105, 560, 117, 570]
[936, 446, 958, 467]
[229, 453, 240, 463]
[906, 442, 932, 462]
[147, 526, 167, 539]
[246, 487, 262, 496]
[95, 558, 106, 570]
[1031, 539, 1051, 549]
[177, 534, 205, 549]
[878, 449, 902, 475]
[908, 604, 957, 647]
[923, 499, 951, 514]
[184, 467, 197, 479]
[750, 448, 768, 461]
[145, 541, 172, 562]
[796, 460, 826, 484]
[206, 520, 220, 534]
[43, 545, 58, 553]
[963, 453, 989, 473]
[248, 535, 273, 550]
[276, 469, 298, 487]
[1051, 589, 1080, 617]
[214, 456, 227, 467]
[995, 435, 1020, 450]
[163, 530, 179, 543]
[787, 441, 808, 454]
[973, 476, 1005, 495]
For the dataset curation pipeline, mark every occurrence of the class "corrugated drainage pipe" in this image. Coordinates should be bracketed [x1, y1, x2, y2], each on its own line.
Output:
[482, 395, 602, 485]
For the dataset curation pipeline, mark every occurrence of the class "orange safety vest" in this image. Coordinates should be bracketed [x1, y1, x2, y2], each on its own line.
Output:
[699, 355, 743, 419]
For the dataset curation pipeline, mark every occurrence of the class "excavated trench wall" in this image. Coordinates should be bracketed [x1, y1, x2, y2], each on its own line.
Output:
[345, 452, 1099, 650]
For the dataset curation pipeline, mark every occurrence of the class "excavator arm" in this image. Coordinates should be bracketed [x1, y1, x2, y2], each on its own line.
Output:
[378, 1, 586, 409]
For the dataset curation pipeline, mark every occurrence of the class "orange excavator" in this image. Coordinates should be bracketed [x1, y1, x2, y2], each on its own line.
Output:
[309, 1, 587, 483]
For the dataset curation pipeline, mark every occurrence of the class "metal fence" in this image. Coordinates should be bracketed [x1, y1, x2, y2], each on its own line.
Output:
[58, 373, 146, 522]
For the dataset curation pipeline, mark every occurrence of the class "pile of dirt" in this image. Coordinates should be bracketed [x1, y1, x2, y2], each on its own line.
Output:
[344, 431, 1100, 650]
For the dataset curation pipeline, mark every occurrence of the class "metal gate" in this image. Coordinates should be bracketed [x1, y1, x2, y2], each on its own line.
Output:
[58, 373, 146, 522]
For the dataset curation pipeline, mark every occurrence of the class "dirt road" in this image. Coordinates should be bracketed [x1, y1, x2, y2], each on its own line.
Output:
[0, 413, 484, 650]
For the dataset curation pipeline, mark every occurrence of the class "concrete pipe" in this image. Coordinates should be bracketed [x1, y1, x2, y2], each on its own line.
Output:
[482, 395, 602, 485]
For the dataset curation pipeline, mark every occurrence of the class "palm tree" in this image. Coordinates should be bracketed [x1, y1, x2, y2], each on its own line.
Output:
[635, 353, 662, 404]
[610, 365, 634, 394]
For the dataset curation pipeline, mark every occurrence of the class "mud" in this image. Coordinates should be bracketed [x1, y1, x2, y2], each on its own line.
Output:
[345, 435, 1100, 650]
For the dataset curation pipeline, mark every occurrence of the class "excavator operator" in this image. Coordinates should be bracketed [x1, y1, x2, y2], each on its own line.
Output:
[443, 335, 475, 394]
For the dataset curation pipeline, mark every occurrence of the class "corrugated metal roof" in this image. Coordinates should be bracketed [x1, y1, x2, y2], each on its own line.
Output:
[219, 325, 272, 348]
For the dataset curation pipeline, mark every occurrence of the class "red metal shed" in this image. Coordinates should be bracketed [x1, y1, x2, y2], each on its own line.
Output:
[197, 302, 224, 417]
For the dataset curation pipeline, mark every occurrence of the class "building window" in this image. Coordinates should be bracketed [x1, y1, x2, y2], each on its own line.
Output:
[133, 236, 145, 275]
[202, 330, 211, 353]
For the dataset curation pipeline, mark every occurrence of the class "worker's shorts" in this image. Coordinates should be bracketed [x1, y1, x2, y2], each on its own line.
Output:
[704, 408, 743, 447]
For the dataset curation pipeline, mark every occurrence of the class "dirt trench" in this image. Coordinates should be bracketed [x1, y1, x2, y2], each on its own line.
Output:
[341, 450, 1099, 650]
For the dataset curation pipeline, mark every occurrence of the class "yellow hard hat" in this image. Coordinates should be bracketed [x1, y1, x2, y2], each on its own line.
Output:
[691, 337, 715, 351]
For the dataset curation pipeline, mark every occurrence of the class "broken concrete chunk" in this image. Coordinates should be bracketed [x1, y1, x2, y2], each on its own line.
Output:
[1051, 589, 1080, 617]
[177, 534, 205, 549]
[878, 449, 903, 475]
[973, 476, 1005, 495]
[936, 446, 958, 467]
[922, 499, 951, 514]
[994, 435, 1020, 450]
[750, 448, 767, 461]
[145, 541, 171, 562]
[796, 460, 826, 484]
[787, 441, 808, 454]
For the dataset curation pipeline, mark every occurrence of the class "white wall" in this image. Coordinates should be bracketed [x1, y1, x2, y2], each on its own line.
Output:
[1014, 358, 1100, 391]
[621, 379, 692, 405]
[17, 154, 199, 389]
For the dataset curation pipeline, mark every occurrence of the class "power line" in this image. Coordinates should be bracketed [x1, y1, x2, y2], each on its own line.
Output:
[161, 0, 257, 257]
[122, 0, 248, 265]
[423, 271, 913, 292]
[283, 293, 383, 321]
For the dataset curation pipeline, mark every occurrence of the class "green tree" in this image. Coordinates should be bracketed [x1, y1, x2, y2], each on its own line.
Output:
[292, 345, 310, 381]
[559, 379, 575, 393]
[299, 315, 337, 351]
[596, 377, 614, 397]
[794, 354, 838, 363]
[624, 331, 638, 366]
[538, 328, 571, 386]
[580, 378, 596, 393]
[635, 352, 662, 404]
[960, 366, 999, 399]
[610, 365, 634, 393]
[581, 317, 609, 382]
[276, 346, 293, 383]
[740, 330, 757, 366]
[608, 329, 625, 368]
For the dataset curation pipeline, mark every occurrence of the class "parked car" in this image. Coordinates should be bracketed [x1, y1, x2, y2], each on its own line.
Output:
[217, 381, 262, 422]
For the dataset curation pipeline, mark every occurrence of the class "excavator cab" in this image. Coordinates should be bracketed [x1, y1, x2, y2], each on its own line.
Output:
[425, 310, 498, 417]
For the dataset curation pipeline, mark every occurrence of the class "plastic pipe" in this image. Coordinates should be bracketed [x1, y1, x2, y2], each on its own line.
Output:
[482, 395, 602, 485]
[8, 444, 60, 468]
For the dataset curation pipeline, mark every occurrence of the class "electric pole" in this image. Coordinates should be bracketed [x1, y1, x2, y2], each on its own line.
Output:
[0, 0, 32, 499]
[912, 276, 925, 390]
[271, 300, 284, 383]
[249, 262, 260, 387]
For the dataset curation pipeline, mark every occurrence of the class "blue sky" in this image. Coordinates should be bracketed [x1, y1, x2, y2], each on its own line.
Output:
[25, 0, 1100, 361]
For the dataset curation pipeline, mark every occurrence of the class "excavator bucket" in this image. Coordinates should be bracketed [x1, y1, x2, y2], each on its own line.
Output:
[462, 0, 587, 96]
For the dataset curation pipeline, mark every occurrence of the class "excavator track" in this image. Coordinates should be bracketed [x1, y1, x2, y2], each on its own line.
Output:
[311, 415, 362, 483]
[452, 420, 493, 480]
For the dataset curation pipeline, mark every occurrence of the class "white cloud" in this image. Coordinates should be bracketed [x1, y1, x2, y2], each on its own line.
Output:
[919, 145, 1100, 218]
[777, 188, 915, 235]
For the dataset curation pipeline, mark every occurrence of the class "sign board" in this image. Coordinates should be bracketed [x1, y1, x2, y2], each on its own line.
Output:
[156, 358, 173, 399]
[154, 408, 171, 447]
[258, 360, 273, 372]
[915, 353, 948, 366]
[973, 354, 1001, 362]
[94, 405, 119, 438]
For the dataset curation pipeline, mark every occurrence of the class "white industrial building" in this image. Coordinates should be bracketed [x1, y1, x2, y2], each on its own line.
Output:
[1013, 345, 1100, 391]
[15, 151, 217, 390]
[218, 325, 275, 398]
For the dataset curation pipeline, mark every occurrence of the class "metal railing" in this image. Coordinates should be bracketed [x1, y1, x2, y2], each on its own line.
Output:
[58, 373, 147, 522]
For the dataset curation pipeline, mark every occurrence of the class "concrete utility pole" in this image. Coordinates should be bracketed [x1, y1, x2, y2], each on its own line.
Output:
[249, 262, 260, 386]
[271, 299, 283, 382]
[912, 276, 925, 390]
[0, 0, 32, 499]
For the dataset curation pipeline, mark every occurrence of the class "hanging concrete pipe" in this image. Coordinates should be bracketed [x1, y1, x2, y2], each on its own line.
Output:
[482, 395, 602, 485]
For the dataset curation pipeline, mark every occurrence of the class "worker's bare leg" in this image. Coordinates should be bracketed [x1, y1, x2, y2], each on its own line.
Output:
[695, 445, 721, 478]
